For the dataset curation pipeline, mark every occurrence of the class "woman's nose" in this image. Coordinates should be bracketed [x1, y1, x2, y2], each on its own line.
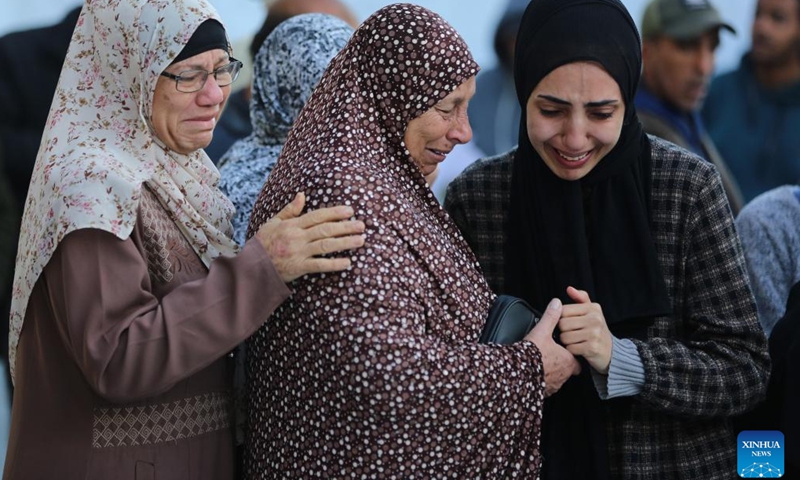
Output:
[562, 115, 589, 150]
[447, 113, 472, 145]
[196, 74, 225, 106]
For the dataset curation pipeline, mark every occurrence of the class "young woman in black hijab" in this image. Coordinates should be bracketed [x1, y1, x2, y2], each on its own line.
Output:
[446, 0, 770, 477]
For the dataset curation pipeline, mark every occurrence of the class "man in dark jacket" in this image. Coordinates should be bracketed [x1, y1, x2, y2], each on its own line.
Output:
[0, 5, 81, 210]
[0, 3, 80, 396]
[636, 0, 744, 213]
[0, 144, 17, 394]
[703, 0, 800, 202]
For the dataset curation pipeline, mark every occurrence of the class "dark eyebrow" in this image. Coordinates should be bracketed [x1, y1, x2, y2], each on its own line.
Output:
[537, 94, 570, 105]
[586, 99, 619, 108]
[537, 94, 619, 108]
[175, 53, 230, 71]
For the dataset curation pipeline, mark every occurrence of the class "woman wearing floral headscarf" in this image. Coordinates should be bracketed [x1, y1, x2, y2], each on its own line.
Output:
[245, 3, 578, 478]
[3, 1, 364, 479]
[447, 0, 769, 477]
[219, 13, 354, 246]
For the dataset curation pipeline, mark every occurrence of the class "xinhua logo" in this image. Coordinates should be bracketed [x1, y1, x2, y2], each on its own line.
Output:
[738, 431, 784, 477]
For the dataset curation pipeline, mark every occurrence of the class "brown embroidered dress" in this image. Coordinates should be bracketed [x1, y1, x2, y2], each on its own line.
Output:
[4, 188, 289, 480]
[245, 4, 545, 478]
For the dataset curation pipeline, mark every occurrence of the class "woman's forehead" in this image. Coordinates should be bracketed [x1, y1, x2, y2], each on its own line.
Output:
[169, 49, 230, 71]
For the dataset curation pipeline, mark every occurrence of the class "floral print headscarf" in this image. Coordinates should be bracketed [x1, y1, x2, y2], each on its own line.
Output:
[8, 0, 239, 380]
[218, 13, 353, 245]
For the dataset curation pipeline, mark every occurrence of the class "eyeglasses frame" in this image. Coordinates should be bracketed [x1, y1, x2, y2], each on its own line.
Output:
[159, 58, 243, 93]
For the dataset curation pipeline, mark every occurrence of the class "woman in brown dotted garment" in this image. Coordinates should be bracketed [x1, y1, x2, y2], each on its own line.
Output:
[244, 3, 579, 478]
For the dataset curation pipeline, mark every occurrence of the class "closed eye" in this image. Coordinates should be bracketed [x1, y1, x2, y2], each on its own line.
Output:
[590, 112, 614, 120]
[177, 70, 204, 81]
[539, 109, 562, 117]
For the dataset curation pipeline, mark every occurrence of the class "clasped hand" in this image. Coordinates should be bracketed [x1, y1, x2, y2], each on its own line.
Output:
[524, 286, 613, 397]
[558, 286, 613, 375]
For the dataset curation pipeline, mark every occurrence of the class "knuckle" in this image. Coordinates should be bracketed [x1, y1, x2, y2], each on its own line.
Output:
[318, 224, 333, 238]
[318, 239, 332, 254]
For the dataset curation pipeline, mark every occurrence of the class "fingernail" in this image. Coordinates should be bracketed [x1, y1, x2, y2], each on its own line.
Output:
[548, 298, 561, 310]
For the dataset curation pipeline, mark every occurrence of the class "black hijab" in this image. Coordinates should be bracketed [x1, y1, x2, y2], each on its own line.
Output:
[172, 19, 228, 64]
[505, 0, 672, 477]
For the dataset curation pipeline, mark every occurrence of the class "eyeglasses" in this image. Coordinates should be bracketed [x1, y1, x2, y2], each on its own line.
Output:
[160, 58, 243, 93]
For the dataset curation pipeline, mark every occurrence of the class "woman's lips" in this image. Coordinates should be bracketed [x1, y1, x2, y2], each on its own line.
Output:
[558, 150, 590, 161]
[426, 147, 451, 161]
[551, 146, 592, 169]
[186, 116, 217, 129]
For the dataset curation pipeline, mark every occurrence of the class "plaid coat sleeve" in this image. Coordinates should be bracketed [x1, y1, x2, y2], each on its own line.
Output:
[634, 138, 770, 418]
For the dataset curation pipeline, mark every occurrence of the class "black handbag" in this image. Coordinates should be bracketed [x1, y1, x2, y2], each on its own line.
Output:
[479, 295, 542, 344]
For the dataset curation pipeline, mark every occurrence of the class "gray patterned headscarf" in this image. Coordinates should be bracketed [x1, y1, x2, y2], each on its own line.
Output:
[218, 14, 353, 244]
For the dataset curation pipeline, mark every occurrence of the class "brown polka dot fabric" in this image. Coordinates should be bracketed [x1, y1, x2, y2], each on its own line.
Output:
[245, 4, 545, 477]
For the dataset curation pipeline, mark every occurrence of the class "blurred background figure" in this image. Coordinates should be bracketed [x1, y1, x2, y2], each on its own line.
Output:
[755, 281, 800, 477]
[703, 0, 800, 202]
[0, 6, 81, 471]
[637, 0, 744, 214]
[261, 0, 357, 26]
[734, 184, 800, 477]
[429, 0, 530, 204]
[204, 0, 358, 163]
[736, 184, 800, 337]
[218, 13, 353, 248]
[0, 4, 81, 213]
[0, 146, 14, 473]
[467, 0, 527, 157]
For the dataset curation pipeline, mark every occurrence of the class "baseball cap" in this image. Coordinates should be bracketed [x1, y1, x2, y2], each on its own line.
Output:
[641, 0, 736, 40]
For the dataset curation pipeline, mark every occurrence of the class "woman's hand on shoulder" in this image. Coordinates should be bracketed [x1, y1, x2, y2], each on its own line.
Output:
[558, 287, 613, 375]
[253, 192, 366, 283]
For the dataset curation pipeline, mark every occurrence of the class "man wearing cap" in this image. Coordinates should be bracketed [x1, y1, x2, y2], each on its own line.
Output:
[636, 0, 744, 214]
[703, 0, 800, 203]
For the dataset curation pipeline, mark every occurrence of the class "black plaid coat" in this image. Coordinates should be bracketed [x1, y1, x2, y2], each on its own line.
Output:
[445, 137, 770, 479]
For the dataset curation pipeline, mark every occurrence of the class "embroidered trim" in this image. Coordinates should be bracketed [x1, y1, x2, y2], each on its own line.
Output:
[139, 187, 207, 284]
[140, 188, 175, 284]
[92, 391, 232, 448]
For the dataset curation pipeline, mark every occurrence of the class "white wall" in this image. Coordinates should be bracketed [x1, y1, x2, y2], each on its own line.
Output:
[1, 0, 758, 75]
